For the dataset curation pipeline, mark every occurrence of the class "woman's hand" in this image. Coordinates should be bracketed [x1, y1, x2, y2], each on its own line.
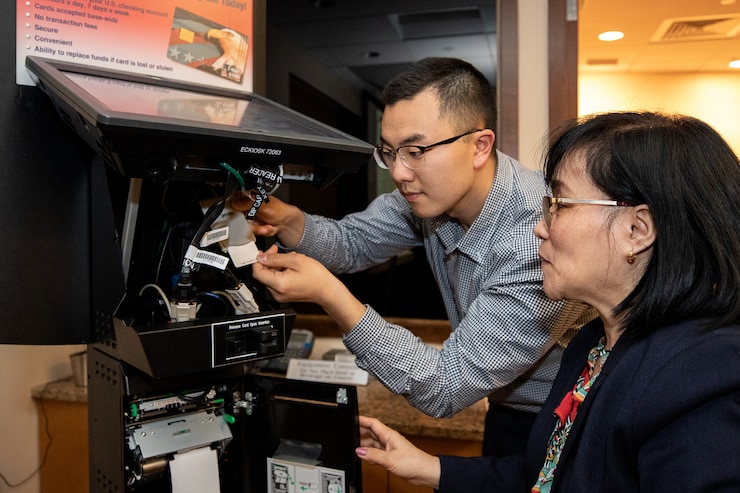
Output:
[356, 415, 441, 489]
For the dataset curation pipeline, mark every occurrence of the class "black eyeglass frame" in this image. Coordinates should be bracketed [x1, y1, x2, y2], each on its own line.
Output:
[373, 129, 484, 170]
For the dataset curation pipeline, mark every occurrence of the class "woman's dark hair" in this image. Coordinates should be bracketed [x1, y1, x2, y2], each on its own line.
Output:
[381, 57, 497, 133]
[544, 111, 740, 337]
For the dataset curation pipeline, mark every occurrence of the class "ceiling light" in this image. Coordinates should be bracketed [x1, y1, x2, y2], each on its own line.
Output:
[598, 31, 625, 42]
[730, 59, 740, 69]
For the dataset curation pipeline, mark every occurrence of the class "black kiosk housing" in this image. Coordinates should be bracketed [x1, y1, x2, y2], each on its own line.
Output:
[26, 56, 373, 493]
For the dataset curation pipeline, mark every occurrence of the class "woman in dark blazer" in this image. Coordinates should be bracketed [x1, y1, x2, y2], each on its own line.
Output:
[355, 111, 740, 492]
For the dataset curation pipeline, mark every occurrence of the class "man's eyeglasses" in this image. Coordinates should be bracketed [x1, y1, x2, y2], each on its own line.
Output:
[542, 196, 635, 227]
[373, 129, 483, 170]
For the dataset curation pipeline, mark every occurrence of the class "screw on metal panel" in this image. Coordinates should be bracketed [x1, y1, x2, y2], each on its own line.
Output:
[336, 388, 348, 405]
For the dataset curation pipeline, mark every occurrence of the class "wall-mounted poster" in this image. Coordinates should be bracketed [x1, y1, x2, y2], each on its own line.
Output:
[16, 0, 254, 92]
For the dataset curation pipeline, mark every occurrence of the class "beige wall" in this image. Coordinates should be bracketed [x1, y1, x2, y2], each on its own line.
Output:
[580, 71, 740, 156]
[517, 0, 551, 170]
[0, 344, 84, 493]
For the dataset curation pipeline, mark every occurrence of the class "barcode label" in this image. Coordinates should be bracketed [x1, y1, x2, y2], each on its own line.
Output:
[185, 245, 230, 270]
[201, 226, 230, 247]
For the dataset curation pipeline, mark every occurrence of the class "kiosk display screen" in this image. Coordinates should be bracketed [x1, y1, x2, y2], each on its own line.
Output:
[62, 71, 337, 138]
[25, 56, 373, 185]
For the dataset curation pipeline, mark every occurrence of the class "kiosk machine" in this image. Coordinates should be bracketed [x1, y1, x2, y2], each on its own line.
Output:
[26, 55, 374, 493]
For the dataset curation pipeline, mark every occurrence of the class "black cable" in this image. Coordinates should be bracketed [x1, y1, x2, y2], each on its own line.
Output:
[198, 291, 232, 317]
[0, 382, 53, 488]
[187, 175, 239, 251]
[188, 197, 227, 250]
[177, 176, 239, 283]
[155, 221, 193, 287]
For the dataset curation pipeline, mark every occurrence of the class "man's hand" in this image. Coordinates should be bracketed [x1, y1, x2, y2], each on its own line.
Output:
[252, 245, 367, 332]
[253, 245, 336, 304]
[231, 193, 305, 247]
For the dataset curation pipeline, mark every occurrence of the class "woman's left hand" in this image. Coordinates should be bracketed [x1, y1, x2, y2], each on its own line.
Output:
[356, 415, 441, 489]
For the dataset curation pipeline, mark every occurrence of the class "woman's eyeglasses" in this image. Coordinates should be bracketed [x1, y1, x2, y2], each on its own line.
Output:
[542, 196, 635, 227]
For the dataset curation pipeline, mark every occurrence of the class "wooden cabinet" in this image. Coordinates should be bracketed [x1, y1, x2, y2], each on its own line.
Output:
[34, 383, 89, 493]
[33, 396, 481, 493]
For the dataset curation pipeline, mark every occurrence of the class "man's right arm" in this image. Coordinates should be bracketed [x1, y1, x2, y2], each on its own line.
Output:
[290, 191, 423, 272]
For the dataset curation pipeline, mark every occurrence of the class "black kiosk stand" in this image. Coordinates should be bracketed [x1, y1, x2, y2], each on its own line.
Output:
[26, 56, 373, 493]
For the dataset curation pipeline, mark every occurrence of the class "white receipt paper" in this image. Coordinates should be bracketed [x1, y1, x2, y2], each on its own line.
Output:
[170, 447, 221, 493]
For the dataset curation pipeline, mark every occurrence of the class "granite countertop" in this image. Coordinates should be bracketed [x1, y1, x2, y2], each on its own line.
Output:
[32, 377, 88, 403]
[306, 336, 485, 442]
[356, 378, 486, 442]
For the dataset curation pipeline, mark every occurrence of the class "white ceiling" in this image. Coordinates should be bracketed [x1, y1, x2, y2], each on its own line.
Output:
[579, 0, 740, 73]
[266, 0, 740, 93]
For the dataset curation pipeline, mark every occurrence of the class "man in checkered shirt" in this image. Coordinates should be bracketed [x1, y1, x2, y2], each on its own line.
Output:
[252, 57, 595, 457]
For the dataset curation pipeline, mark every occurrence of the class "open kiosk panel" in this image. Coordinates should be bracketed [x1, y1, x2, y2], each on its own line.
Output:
[23, 30, 367, 493]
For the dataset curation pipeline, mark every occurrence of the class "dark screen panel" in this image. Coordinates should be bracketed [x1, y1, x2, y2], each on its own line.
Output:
[63, 71, 337, 138]
[25, 56, 374, 186]
[0, 3, 91, 343]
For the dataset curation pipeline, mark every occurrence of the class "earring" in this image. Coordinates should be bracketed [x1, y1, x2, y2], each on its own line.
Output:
[627, 251, 636, 264]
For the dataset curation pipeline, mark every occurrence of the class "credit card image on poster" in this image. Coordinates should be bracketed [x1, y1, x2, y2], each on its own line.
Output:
[167, 7, 249, 84]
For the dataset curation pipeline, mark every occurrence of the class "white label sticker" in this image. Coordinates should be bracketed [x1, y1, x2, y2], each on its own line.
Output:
[185, 245, 230, 270]
[227, 241, 260, 267]
[201, 226, 230, 247]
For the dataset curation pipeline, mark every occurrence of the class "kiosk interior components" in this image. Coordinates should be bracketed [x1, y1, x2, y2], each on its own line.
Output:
[26, 54, 369, 493]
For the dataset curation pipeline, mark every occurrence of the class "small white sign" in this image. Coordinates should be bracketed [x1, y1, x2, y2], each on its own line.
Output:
[286, 359, 369, 386]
